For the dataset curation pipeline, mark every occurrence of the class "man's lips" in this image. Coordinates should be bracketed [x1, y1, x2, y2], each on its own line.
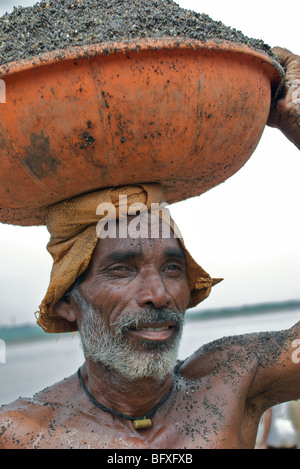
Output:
[127, 323, 175, 341]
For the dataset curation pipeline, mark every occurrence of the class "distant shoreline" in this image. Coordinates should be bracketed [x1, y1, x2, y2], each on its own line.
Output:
[0, 299, 299, 344]
[186, 299, 300, 322]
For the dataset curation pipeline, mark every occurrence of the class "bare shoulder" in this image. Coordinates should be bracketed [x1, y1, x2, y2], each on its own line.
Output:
[178, 324, 300, 405]
[0, 372, 79, 449]
[0, 397, 51, 449]
[179, 329, 292, 382]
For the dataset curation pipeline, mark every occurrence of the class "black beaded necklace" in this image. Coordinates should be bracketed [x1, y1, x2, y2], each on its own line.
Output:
[77, 368, 175, 430]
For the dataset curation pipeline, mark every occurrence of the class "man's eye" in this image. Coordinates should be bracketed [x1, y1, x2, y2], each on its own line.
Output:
[107, 265, 133, 276]
[110, 265, 130, 272]
[165, 264, 184, 272]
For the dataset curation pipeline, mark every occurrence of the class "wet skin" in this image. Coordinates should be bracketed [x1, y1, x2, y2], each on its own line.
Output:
[0, 230, 300, 449]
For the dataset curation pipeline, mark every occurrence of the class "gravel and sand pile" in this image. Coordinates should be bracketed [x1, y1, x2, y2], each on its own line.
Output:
[0, 0, 274, 65]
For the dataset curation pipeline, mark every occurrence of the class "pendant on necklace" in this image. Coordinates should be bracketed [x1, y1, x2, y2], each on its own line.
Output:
[132, 418, 152, 430]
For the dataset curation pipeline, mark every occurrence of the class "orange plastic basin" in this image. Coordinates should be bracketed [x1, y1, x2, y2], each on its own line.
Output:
[0, 38, 283, 226]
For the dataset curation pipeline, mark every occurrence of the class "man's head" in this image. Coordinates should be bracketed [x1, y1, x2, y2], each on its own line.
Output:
[37, 184, 220, 335]
[56, 217, 191, 381]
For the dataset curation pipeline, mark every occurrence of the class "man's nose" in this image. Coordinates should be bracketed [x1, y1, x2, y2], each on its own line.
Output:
[137, 270, 171, 309]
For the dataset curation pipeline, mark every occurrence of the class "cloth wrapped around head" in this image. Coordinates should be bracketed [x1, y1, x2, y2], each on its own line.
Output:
[37, 184, 222, 333]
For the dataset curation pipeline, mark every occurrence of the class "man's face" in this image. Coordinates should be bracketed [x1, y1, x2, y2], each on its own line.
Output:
[72, 220, 191, 380]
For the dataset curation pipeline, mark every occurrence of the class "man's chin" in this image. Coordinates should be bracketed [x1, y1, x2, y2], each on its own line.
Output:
[78, 300, 183, 380]
[86, 341, 180, 381]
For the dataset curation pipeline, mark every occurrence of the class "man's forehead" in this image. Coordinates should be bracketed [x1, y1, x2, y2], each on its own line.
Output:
[93, 220, 185, 263]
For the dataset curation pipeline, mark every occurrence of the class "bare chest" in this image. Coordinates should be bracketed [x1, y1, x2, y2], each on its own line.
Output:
[27, 380, 253, 449]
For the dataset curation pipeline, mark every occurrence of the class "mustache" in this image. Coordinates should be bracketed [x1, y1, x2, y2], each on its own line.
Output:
[112, 308, 184, 335]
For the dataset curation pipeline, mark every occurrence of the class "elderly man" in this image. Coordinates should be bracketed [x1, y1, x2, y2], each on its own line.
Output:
[0, 47, 299, 450]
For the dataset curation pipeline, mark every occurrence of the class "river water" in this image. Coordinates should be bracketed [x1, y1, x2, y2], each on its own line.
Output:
[0, 309, 299, 406]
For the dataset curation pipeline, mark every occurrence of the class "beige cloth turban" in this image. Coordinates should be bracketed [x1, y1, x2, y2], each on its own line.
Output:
[36, 184, 222, 333]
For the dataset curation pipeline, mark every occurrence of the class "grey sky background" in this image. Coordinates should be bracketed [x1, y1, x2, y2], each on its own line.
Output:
[0, 0, 299, 325]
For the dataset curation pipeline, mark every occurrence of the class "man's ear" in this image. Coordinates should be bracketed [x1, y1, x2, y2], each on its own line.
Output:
[54, 295, 79, 324]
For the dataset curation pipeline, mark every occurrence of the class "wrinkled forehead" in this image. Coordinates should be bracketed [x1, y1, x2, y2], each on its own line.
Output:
[91, 215, 185, 265]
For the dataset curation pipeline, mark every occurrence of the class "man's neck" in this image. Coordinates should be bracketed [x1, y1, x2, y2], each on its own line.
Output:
[79, 361, 175, 420]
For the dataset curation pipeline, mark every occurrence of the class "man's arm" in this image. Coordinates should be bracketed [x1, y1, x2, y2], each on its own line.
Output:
[247, 321, 300, 408]
[267, 47, 300, 150]
[179, 322, 300, 409]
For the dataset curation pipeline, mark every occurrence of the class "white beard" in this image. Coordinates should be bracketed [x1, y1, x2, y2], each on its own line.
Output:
[71, 287, 184, 381]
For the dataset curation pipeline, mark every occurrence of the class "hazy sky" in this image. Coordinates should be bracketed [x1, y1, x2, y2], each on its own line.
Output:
[0, 0, 299, 325]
